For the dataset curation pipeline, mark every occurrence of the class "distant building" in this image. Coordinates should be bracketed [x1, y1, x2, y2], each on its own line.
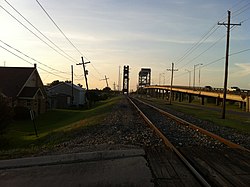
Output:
[47, 82, 86, 109]
[0, 65, 47, 115]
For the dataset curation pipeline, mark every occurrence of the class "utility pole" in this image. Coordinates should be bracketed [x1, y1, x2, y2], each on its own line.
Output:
[167, 63, 178, 105]
[118, 66, 121, 91]
[218, 10, 241, 119]
[71, 65, 74, 105]
[101, 75, 109, 87]
[77, 57, 90, 91]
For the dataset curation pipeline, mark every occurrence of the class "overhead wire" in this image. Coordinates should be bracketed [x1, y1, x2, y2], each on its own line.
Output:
[35, 0, 104, 79]
[0, 39, 69, 75]
[0, 4, 76, 63]
[218, 0, 249, 23]
[174, 0, 250, 69]
[174, 47, 250, 81]
[4, 0, 78, 63]
[0, 44, 69, 79]
[232, 2, 250, 18]
[174, 24, 219, 65]
[178, 34, 225, 70]
[35, 0, 83, 57]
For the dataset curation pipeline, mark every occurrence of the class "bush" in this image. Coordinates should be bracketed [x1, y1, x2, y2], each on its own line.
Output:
[0, 97, 13, 134]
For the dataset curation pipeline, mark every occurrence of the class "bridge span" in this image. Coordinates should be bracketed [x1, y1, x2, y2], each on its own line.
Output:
[143, 85, 250, 112]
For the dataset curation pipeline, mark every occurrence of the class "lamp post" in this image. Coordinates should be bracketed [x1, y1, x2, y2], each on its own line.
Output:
[193, 63, 203, 90]
[185, 69, 191, 88]
[198, 64, 203, 89]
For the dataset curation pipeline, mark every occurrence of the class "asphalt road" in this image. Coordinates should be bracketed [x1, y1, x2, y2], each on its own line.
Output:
[0, 149, 154, 187]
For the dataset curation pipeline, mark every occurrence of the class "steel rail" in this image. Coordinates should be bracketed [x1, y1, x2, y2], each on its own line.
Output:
[128, 97, 211, 187]
[133, 97, 250, 153]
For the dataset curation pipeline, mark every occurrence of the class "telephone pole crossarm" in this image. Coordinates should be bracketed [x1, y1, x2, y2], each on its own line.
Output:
[217, 22, 241, 26]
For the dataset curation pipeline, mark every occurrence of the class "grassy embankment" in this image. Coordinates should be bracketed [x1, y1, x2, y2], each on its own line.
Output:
[0, 96, 120, 159]
[141, 97, 250, 133]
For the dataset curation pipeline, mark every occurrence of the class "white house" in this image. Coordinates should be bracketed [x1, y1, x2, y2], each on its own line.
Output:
[47, 82, 86, 109]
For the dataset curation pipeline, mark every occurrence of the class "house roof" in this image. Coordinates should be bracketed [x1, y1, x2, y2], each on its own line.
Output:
[64, 82, 85, 91]
[48, 82, 85, 92]
[0, 67, 35, 97]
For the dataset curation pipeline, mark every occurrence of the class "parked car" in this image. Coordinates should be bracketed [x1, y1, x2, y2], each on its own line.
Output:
[228, 86, 240, 92]
[204, 85, 213, 91]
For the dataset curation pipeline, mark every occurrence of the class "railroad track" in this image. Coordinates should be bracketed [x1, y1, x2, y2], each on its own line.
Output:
[128, 96, 250, 187]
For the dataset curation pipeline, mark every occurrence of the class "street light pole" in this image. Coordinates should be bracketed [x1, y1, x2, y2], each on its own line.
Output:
[185, 69, 191, 88]
[198, 64, 203, 89]
[193, 63, 202, 90]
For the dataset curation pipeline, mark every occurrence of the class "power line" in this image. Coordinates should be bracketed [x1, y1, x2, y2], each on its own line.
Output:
[174, 47, 250, 80]
[35, 0, 103, 80]
[0, 44, 69, 79]
[178, 34, 225, 70]
[4, 0, 77, 63]
[230, 48, 250, 56]
[36, 0, 83, 57]
[175, 24, 218, 65]
[218, 0, 249, 23]
[174, 0, 250, 67]
[175, 25, 221, 66]
[232, 1, 250, 18]
[0, 4, 76, 63]
[239, 17, 250, 24]
[90, 63, 103, 77]
[0, 39, 69, 75]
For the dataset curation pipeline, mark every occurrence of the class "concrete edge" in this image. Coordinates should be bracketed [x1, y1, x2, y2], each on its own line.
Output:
[0, 149, 145, 170]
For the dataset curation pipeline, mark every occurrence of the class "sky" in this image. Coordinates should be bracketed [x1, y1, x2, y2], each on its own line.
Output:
[0, 0, 250, 91]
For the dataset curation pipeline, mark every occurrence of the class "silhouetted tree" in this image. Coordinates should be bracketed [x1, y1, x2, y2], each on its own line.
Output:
[47, 80, 61, 87]
[103, 87, 111, 92]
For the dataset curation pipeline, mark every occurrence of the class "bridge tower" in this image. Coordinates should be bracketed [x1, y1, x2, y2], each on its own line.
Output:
[138, 68, 151, 94]
[123, 65, 129, 94]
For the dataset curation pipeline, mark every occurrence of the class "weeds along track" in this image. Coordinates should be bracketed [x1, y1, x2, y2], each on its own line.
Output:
[128, 96, 250, 187]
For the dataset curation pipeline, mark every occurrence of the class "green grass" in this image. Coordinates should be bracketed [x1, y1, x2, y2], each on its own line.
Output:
[141, 97, 250, 133]
[0, 96, 121, 158]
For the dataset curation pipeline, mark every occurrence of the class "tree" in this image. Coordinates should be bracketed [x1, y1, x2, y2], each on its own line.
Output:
[47, 80, 61, 87]
[103, 87, 111, 92]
